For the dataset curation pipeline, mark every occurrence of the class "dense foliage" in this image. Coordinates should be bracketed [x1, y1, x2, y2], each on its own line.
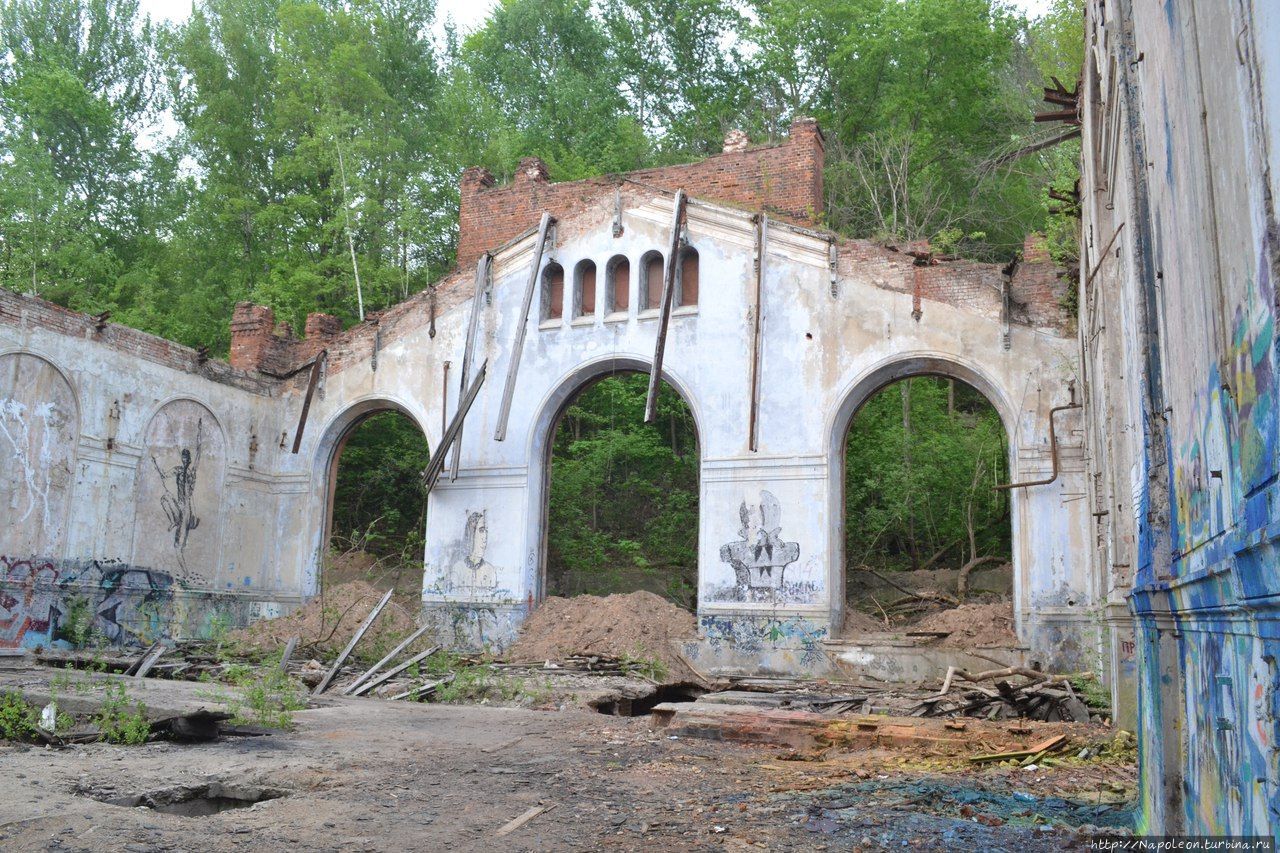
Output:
[547, 374, 699, 606]
[845, 377, 1010, 575]
[330, 411, 431, 558]
[0, 0, 1077, 586]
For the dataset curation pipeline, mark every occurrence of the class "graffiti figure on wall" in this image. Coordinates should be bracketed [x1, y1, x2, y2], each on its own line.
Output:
[719, 490, 799, 591]
[152, 418, 203, 562]
[451, 511, 500, 595]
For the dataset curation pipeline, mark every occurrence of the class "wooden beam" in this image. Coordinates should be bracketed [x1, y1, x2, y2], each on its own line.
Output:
[312, 588, 394, 695]
[290, 350, 328, 454]
[341, 624, 433, 695]
[450, 253, 491, 481]
[747, 214, 768, 451]
[351, 645, 441, 696]
[494, 212, 553, 441]
[422, 361, 488, 494]
[644, 189, 687, 423]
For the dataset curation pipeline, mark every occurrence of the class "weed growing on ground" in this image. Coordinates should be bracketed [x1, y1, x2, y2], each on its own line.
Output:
[55, 595, 94, 649]
[94, 682, 150, 745]
[619, 653, 668, 683]
[0, 692, 39, 740]
[1068, 672, 1111, 709]
[199, 668, 306, 730]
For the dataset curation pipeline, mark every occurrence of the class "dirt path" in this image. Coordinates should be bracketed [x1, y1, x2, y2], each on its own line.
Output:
[0, 675, 1132, 851]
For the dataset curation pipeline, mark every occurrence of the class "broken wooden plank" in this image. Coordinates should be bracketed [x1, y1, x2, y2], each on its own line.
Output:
[312, 588, 395, 695]
[351, 645, 440, 697]
[495, 211, 554, 441]
[341, 624, 433, 695]
[968, 733, 1067, 764]
[279, 637, 298, 672]
[132, 643, 167, 679]
[495, 803, 557, 838]
[421, 362, 487, 494]
[388, 672, 454, 701]
[450, 252, 491, 481]
[643, 188, 687, 423]
[123, 641, 163, 677]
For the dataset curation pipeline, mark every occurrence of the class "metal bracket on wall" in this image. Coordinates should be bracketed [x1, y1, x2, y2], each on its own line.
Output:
[494, 212, 554, 441]
[290, 350, 329, 454]
[450, 252, 491, 480]
[644, 189, 687, 423]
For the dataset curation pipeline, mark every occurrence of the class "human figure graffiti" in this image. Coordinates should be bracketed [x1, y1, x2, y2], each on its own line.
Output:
[152, 418, 203, 561]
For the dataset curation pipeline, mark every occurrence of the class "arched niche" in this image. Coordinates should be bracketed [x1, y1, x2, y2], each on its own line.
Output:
[0, 352, 79, 557]
[131, 399, 227, 585]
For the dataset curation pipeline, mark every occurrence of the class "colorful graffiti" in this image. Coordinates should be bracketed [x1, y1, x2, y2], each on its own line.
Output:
[699, 612, 828, 666]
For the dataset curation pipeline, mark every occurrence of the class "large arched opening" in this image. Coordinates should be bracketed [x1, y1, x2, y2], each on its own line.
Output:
[315, 401, 431, 597]
[829, 357, 1021, 646]
[529, 359, 701, 611]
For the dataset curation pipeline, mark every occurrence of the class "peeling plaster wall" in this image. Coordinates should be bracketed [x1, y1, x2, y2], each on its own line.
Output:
[1080, 0, 1280, 835]
[285, 193, 1087, 675]
[0, 293, 303, 648]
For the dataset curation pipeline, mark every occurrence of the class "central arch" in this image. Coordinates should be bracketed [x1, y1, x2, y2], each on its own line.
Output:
[526, 356, 705, 607]
[826, 353, 1025, 641]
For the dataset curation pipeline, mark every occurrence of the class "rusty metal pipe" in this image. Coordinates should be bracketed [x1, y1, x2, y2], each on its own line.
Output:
[993, 403, 1082, 491]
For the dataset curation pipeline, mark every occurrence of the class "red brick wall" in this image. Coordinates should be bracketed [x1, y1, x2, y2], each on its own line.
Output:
[0, 289, 274, 393]
[457, 118, 825, 269]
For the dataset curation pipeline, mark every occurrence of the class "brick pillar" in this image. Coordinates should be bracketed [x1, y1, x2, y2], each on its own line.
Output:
[458, 166, 496, 271]
[788, 117, 825, 221]
[230, 302, 275, 372]
[305, 313, 342, 340]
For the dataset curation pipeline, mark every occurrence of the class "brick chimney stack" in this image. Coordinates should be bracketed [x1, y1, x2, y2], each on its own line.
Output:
[230, 303, 276, 372]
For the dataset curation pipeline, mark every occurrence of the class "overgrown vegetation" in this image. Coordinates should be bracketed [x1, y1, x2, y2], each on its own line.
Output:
[93, 681, 151, 744]
[547, 373, 699, 605]
[846, 377, 1010, 576]
[0, 691, 39, 740]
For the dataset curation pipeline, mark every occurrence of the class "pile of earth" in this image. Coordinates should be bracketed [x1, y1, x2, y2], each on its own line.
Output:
[230, 579, 422, 659]
[912, 600, 1018, 648]
[506, 591, 699, 684]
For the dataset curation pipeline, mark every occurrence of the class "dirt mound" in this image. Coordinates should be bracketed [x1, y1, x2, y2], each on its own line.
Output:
[840, 608, 885, 635]
[506, 592, 697, 684]
[912, 600, 1017, 648]
[231, 580, 421, 660]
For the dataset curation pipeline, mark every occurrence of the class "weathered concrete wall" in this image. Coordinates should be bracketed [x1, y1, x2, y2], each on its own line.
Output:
[1079, 0, 1280, 835]
[0, 125, 1091, 685]
[0, 293, 304, 647]
[273, 184, 1087, 674]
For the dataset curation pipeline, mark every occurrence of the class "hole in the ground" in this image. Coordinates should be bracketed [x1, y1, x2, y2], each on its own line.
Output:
[591, 682, 707, 717]
[95, 783, 288, 817]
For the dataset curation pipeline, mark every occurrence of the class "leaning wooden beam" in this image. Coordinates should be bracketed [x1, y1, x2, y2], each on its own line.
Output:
[291, 350, 328, 454]
[351, 645, 440, 697]
[644, 189, 687, 423]
[312, 588, 394, 695]
[421, 361, 487, 495]
[341, 624, 433, 695]
[747, 214, 768, 451]
[450, 252, 491, 481]
[279, 637, 298, 672]
[132, 643, 167, 679]
[494, 212, 554, 441]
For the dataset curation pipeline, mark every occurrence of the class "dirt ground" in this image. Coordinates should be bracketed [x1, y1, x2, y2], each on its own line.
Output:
[0, 672, 1134, 851]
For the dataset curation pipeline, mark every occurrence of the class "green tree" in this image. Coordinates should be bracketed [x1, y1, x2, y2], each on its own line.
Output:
[844, 377, 1009, 575]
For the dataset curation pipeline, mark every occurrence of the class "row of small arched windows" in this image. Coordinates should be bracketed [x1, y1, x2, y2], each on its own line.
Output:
[541, 247, 699, 323]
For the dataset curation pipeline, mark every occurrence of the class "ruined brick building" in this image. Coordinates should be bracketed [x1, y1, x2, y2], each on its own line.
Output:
[4, 0, 1276, 835]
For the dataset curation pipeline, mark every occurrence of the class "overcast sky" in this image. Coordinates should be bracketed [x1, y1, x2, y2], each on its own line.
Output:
[139, 0, 1058, 33]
